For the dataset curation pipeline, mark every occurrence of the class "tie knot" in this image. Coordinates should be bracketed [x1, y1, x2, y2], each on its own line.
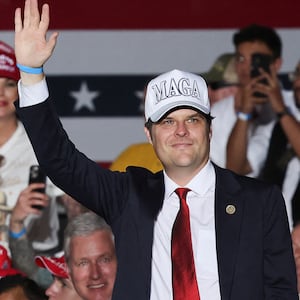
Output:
[175, 188, 190, 200]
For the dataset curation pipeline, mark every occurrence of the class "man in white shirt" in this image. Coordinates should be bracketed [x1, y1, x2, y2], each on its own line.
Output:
[210, 24, 289, 178]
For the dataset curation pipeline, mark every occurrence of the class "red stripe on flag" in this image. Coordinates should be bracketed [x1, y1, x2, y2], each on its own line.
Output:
[1, 0, 300, 30]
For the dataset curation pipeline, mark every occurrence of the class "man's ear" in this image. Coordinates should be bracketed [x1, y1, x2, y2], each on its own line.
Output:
[274, 57, 282, 72]
[144, 127, 153, 145]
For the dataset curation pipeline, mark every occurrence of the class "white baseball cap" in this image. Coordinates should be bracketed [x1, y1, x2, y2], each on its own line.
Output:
[144, 69, 210, 122]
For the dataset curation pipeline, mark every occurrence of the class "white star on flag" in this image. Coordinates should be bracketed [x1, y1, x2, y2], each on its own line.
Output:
[134, 90, 145, 114]
[70, 81, 100, 112]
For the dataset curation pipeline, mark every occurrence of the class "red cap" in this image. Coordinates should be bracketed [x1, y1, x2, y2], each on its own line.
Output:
[0, 41, 20, 81]
[35, 255, 68, 278]
[0, 245, 23, 278]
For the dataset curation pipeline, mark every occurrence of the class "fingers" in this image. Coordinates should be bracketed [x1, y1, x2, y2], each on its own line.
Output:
[14, 0, 58, 70]
[39, 3, 50, 31]
[16, 0, 48, 33]
[14, 8, 22, 33]
[269, 63, 277, 79]
[23, 0, 31, 28]
[14, 185, 49, 216]
[23, 0, 40, 29]
[48, 32, 59, 52]
[29, 0, 41, 27]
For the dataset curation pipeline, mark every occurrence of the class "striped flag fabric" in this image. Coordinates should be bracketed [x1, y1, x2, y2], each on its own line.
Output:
[1, 0, 300, 165]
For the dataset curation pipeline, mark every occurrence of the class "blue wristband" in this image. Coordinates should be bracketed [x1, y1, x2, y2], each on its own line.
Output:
[237, 111, 252, 121]
[16, 63, 43, 74]
[9, 227, 26, 239]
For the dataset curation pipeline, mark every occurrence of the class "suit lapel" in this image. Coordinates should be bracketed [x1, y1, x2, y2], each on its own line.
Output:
[214, 165, 244, 299]
[128, 167, 165, 294]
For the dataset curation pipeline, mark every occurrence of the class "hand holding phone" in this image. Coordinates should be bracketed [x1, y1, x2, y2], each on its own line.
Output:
[28, 165, 46, 210]
[250, 53, 273, 97]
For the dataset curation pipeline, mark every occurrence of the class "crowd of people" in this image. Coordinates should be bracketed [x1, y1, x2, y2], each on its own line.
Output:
[0, 0, 299, 299]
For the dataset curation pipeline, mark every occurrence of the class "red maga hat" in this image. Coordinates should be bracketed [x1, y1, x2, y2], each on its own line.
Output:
[0, 245, 23, 278]
[35, 255, 68, 278]
[0, 41, 20, 82]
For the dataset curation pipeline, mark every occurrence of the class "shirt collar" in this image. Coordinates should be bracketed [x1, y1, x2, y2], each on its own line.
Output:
[163, 160, 215, 198]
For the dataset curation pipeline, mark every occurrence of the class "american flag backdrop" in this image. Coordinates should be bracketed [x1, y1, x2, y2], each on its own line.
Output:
[1, 0, 300, 166]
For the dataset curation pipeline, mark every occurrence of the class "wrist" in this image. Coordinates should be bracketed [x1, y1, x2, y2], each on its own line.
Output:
[16, 64, 43, 74]
[276, 106, 291, 120]
[237, 111, 253, 121]
[20, 72, 45, 86]
[10, 218, 24, 232]
[17, 63, 45, 86]
[10, 218, 24, 225]
[9, 227, 26, 239]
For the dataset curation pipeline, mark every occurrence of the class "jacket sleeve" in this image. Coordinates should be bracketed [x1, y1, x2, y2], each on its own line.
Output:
[15, 98, 129, 223]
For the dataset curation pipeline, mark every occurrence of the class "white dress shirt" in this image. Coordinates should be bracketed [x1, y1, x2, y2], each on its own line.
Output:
[151, 161, 221, 300]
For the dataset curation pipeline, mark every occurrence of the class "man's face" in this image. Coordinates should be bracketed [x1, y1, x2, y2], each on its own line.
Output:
[292, 63, 300, 108]
[46, 277, 82, 300]
[145, 108, 211, 181]
[235, 41, 278, 87]
[68, 230, 117, 300]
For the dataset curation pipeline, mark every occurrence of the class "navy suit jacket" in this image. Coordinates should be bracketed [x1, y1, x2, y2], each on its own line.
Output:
[16, 99, 298, 299]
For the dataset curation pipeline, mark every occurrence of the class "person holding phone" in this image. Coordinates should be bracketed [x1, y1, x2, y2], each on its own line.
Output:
[12, 2, 298, 299]
[8, 193, 89, 289]
[259, 61, 300, 229]
[210, 24, 289, 178]
[225, 24, 287, 175]
[211, 25, 300, 234]
[0, 40, 63, 254]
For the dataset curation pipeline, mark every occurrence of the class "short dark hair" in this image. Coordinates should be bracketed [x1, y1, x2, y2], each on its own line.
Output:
[233, 24, 282, 59]
[0, 274, 47, 300]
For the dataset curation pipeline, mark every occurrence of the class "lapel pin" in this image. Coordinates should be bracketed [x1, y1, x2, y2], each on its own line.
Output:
[226, 204, 236, 215]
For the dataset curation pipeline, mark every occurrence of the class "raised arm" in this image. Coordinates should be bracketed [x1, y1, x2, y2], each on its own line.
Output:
[225, 83, 256, 175]
[226, 65, 285, 176]
[14, 0, 58, 85]
[14, 0, 128, 224]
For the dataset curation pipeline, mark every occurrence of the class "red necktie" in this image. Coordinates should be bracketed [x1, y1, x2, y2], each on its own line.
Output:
[171, 188, 200, 300]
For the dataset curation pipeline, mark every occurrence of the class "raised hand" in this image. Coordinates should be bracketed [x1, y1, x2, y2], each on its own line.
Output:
[11, 184, 49, 221]
[252, 65, 284, 109]
[9, 184, 49, 237]
[14, 0, 58, 73]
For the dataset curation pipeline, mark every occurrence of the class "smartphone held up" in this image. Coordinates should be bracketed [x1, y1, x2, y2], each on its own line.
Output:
[250, 53, 273, 97]
[28, 165, 46, 210]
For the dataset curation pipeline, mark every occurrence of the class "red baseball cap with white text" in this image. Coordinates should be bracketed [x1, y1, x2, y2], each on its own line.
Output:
[0, 41, 20, 82]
